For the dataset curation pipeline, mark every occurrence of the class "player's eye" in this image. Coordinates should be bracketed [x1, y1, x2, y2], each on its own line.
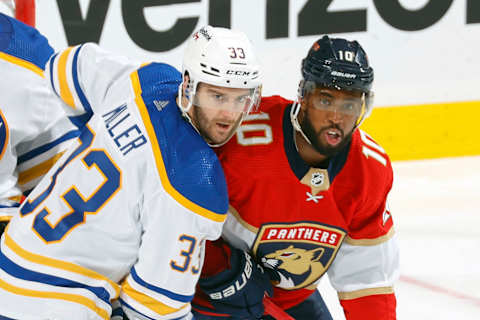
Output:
[319, 98, 331, 106]
[210, 93, 224, 102]
[236, 95, 248, 103]
[312, 97, 331, 109]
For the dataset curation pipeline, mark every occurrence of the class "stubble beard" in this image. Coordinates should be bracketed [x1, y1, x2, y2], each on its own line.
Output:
[192, 105, 239, 146]
[300, 112, 354, 158]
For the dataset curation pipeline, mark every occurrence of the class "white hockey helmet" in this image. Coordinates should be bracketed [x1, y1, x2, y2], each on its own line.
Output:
[179, 25, 262, 114]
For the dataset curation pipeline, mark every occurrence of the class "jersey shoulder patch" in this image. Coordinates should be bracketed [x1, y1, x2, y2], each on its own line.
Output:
[134, 63, 229, 217]
[0, 13, 53, 70]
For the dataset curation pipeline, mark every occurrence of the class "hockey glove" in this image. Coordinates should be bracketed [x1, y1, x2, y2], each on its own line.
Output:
[198, 245, 273, 319]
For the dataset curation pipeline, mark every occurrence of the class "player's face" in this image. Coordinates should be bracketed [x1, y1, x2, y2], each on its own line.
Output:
[188, 83, 247, 145]
[299, 87, 363, 157]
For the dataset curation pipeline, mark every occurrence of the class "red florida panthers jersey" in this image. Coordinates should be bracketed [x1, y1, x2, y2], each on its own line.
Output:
[206, 96, 400, 319]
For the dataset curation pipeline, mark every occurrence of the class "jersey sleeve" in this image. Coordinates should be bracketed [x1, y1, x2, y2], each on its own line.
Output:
[0, 16, 79, 221]
[327, 131, 399, 320]
[46, 43, 140, 127]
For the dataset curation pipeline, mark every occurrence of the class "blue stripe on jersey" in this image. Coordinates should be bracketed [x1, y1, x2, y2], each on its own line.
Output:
[0, 13, 13, 55]
[69, 114, 92, 130]
[0, 13, 53, 69]
[0, 248, 111, 305]
[0, 203, 20, 209]
[131, 267, 193, 303]
[49, 52, 59, 96]
[17, 129, 80, 164]
[119, 298, 188, 320]
[119, 299, 156, 320]
[0, 314, 16, 320]
[136, 63, 228, 215]
[72, 44, 93, 117]
[119, 299, 155, 320]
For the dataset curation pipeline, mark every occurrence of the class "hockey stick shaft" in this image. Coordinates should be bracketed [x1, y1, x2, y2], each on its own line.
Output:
[263, 297, 294, 320]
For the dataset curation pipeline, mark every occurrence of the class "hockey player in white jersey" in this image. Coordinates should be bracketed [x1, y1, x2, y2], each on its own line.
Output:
[0, 14, 78, 236]
[0, 26, 261, 320]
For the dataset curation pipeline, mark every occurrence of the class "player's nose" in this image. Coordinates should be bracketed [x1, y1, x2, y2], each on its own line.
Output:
[324, 108, 344, 123]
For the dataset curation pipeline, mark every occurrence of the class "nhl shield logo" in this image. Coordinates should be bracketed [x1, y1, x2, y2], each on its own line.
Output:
[311, 172, 324, 187]
[301, 168, 330, 196]
[252, 222, 346, 290]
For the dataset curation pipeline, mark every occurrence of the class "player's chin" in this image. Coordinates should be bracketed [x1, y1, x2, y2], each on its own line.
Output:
[317, 140, 344, 157]
[208, 131, 231, 145]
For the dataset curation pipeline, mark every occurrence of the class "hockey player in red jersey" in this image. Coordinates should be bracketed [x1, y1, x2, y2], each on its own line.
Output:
[191, 35, 400, 319]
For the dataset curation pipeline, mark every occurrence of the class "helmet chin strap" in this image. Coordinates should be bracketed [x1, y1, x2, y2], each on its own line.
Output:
[290, 100, 313, 146]
[177, 80, 205, 141]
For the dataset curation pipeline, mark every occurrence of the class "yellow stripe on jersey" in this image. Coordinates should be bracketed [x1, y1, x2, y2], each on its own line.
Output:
[8, 196, 22, 203]
[0, 109, 9, 161]
[0, 278, 110, 320]
[122, 280, 188, 315]
[57, 47, 76, 109]
[0, 216, 11, 222]
[344, 227, 395, 246]
[0, 52, 44, 77]
[130, 71, 227, 223]
[229, 205, 259, 233]
[338, 286, 394, 300]
[3, 230, 120, 299]
[17, 151, 65, 186]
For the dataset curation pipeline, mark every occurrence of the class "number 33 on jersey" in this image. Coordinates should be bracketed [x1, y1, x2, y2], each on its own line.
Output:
[0, 43, 228, 320]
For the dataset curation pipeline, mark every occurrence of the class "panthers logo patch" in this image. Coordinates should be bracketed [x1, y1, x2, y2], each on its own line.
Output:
[252, 222, 346, 290]
[0, 110, 8, 160]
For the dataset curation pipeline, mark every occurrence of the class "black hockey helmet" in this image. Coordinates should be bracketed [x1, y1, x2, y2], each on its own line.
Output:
[290, 36, 375, 149]
[292, 35, 375, 132]
[301, 35, 374, 95]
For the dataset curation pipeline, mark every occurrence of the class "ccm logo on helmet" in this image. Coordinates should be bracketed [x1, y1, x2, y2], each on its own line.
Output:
[226, 70, 251, 76]
[208, 252, 255, 299]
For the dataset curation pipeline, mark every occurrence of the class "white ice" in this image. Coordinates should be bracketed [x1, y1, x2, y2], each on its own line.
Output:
[318, 155, 480, 319]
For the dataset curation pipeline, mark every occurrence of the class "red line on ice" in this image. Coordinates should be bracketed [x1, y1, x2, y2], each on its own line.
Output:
[400, 275, 480, 307]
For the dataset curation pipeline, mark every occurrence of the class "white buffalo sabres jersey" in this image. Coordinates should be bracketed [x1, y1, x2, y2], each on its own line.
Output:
[0, 14, 78, 222]
[0, 43, 229, 320]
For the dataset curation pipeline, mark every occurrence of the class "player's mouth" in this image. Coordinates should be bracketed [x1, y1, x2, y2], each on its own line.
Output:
[323, 128, 343, 146]
[215, 121, 233, 132]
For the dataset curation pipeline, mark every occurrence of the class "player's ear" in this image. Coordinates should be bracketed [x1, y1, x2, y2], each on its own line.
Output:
[299, 96, 309, 114]
[182, 73, 190, 93]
